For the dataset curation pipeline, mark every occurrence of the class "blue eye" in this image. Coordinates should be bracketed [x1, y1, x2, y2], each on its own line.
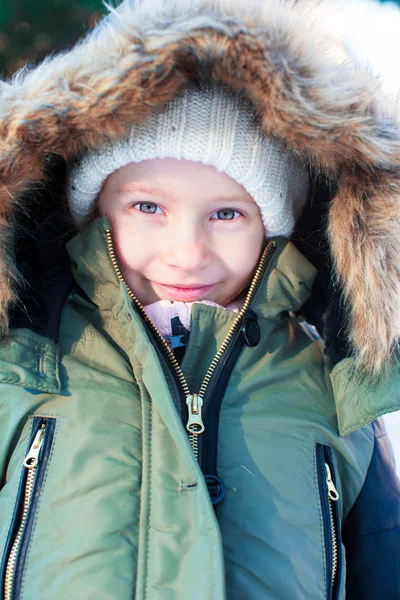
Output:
[212, 209, 240, 220]
[135, 202, 158, 214]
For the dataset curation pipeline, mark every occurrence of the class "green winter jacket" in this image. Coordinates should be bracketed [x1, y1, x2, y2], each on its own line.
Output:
[0, 216, 399, 599]
[0, 0, 399, 599]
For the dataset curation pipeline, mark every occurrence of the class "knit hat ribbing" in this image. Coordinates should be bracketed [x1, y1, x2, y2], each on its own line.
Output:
[68, 86, 309, 236]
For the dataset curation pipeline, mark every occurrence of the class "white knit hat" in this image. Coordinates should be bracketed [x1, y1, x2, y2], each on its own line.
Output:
[68, 86, 309, 236]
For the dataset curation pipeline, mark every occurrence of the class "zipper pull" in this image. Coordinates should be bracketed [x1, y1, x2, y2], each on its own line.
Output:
[325, 463, 339, 501]
[24, 425, 46, 469]
[186, 394, 205, 434]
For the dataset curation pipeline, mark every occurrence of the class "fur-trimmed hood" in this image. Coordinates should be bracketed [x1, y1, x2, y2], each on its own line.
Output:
[0, 0, 399, 377]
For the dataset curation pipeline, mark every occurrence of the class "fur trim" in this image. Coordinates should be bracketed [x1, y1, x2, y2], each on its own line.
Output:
[0, 0, 399, 375]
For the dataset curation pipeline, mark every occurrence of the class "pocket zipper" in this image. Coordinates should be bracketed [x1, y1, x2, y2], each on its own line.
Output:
[316, 443, 341, 600]
[2, 418, 55, 600]
[325, 462, 340, 588]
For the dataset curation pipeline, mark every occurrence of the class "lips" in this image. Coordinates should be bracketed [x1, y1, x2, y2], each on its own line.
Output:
[151, 282, 215, 301]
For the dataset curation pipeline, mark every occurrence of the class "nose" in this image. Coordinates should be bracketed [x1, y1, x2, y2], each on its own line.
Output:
[163, 223, 210, 273]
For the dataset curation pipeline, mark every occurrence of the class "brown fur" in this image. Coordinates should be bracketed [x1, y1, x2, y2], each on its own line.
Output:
[0, 0, 399, 376]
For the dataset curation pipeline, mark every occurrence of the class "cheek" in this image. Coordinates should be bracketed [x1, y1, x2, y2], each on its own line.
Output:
[223, 229, 264, 277]
[233, 254, 260, 283]
[111, 215, 149, 272]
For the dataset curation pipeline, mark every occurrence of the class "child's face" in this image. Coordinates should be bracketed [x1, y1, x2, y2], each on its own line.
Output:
[99, 158, 265, 306]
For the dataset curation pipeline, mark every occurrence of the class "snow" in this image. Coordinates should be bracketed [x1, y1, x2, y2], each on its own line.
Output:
[384, 411, 400, 472]
[329, 0, 400, 96]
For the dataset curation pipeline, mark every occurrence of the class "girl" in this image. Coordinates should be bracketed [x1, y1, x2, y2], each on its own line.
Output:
[0, 1, 399, 599]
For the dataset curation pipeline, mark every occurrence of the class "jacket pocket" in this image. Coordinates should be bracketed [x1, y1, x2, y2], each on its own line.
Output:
[316, 443, 343, 600]
[1, 416, 57, 600]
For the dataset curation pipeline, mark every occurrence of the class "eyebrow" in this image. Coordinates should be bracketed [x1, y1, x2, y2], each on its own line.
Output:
[118, 184, 256, 205]
[212, 195, 257, 206]
[117, 183, 172, 198]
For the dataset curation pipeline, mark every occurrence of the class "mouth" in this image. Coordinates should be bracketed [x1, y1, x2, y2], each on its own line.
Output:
[151, 282, 215, 301]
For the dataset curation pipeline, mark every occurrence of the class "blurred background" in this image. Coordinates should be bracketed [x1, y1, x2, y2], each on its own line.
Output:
[1, 0, 399, 470]
[0, 0, 104, 76]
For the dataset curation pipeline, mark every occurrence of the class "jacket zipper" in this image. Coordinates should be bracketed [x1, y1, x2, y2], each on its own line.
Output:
[197, 309, 258, 481]
[106, 229, 275, 463]
[325, 463, 340, 587]
[316, 444, 341, 600]
[2, 417, 56, 600]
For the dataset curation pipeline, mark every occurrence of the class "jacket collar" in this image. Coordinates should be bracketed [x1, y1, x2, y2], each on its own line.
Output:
[66, 217, 122, 312]
[331, 359, 400, 436]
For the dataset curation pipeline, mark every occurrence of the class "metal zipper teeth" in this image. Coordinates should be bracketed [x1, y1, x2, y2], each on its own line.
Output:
[325, 460, 340, 591]
[189, 432, 199, 461]
[3, 417, 49, 600]
[4, 467, 36, 600]
[329, 500, 338, 587]
[106, 229, 275, 453]
[4, 423, 47, 600]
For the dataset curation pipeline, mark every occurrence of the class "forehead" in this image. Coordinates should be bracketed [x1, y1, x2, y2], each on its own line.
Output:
[107, 158, 256, 203]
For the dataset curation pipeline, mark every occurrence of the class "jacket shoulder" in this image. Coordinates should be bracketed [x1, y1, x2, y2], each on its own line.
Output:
[0, 329, 61, 394]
